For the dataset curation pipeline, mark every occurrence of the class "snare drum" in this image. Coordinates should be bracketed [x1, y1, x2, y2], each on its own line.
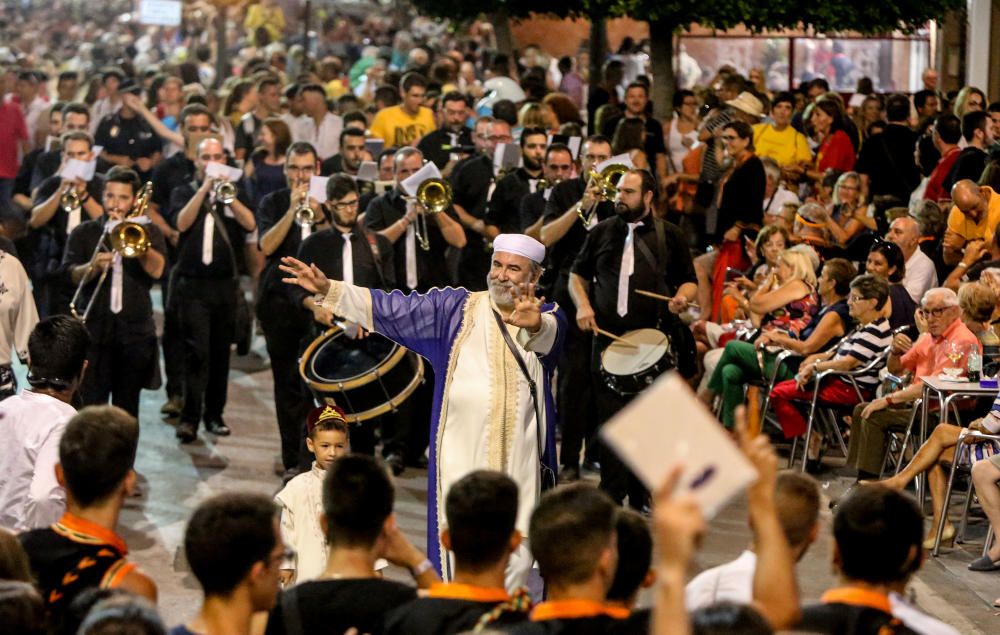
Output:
[600, 328, 673, 396]
[299, 326, 424, 423]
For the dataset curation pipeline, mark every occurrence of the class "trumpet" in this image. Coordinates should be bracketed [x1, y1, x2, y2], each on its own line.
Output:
[410, 177, 453, 251]
[293, 191, 316, 227]
[70, 182, 153, 322]
[61, 187, 81, 213]
[213, 179, 237, 205]
[578, 163, 630, 225]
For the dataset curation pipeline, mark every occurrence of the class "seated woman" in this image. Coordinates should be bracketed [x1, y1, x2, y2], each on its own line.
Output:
[864, 241, 917, 335]
[958, 281, 998, 340]
[711, 225, 789, 327]
[790, 203, 831, 251]
[700, 248, 820, 427]
[820, 171, 875, 260]
[769, 274, 894, 469]
[873, 389, 1000, 549]
[971, 444, 1000, 576]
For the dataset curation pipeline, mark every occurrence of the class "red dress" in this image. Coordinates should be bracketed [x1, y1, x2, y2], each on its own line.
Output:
[815, 130, 855, 173]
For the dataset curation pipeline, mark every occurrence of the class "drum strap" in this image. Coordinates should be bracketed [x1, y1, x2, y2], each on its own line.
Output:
[490, 309, 556, 492]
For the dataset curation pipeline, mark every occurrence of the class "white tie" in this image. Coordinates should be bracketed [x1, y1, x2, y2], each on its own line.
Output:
[300, 222, 312, 241]
[405, 203, 417, 289]
[529, 178, 539, 194]
[617, 222, 640, 317]
[67, 207, 81, 234]
[341, 232, 354, 285]
[202, 213, 214, 265]
[110, 252, 123, 314]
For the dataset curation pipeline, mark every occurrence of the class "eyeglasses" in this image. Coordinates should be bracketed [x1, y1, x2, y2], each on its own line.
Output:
[920, 306, 952, 317]
[847, 294, 871, 303]
[721, 135, 739, 142]
[332, 198, 359, 210]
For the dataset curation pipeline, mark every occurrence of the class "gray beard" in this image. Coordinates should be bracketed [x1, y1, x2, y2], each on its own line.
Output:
[488, 279, 515, 308]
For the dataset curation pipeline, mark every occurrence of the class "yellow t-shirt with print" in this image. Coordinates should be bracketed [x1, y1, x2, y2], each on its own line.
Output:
[753, 123, 813, 167]
[947, 186, 1000, 243]
[369, 106, 436, 147]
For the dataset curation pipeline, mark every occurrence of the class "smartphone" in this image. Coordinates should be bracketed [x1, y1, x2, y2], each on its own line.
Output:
[724, 267, 744, 282]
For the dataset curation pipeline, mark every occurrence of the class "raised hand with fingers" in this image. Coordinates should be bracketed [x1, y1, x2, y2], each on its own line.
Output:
[280, 256, 332, 295]
[504, 282, 544, 332]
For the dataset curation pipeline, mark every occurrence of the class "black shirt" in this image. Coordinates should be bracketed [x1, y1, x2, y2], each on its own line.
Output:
[716, 155, 766, 239]
[486, 167, 542, 234]
[854, 124, 921, 200]
[29, 149, 62, 192]
[504, 616, 639, 634]
[169, 182, 251, 278]
[257, 188, 315, 304]
[234, 112, 262, 156]
[601, 115, 668, 166]
[94, 112, 162, 161]
[14, 147, 43, 197]
[418, 127, 474, 169]
[290, 225, 395, 307]
[798, 600, 919, 634]
[572, 215, 696, 333]
[264, 578, 417, 635]
[364, 187, 451, 291]
[151, 151, 195, 219]
[943, 146, 988, 194]
[520, 189, 548, 231]
[385, 597, 527, 634]
[450, 153, 496, 289]
[32, 174, 106, 239]
[320, 153, 352, 177]
[61, 217, 166, 340]
[542, 177, 616, 311]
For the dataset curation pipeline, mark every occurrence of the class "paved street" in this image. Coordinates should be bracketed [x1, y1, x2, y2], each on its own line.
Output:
[15, 321, 1000, 631]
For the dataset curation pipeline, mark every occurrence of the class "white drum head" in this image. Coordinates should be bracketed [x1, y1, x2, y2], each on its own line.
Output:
[602, 328, 670, 376]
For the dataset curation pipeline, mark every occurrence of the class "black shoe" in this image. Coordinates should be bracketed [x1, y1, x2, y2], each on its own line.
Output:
[205, 419, 231, 436]
[385, 452, 405, 476]
[176, 421, 197, 444]
[582, 460, 601, 473]
[559, 466, 580, 483]
[161, 396, 183, 418]
[407, 454, 429, 470]
[968, 555, 1000, 572]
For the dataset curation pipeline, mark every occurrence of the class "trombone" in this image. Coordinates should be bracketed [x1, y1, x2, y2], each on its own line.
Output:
[69, 182, 153, 322]
[577, 163, 629, 226]
[410, 177, 452, 251]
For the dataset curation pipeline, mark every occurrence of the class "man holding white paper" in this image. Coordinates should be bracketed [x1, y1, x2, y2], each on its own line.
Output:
[29, 131, 106, 316]
[169, 138, 256, 443]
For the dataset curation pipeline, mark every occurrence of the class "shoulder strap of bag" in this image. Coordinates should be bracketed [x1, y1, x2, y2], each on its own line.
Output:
[359, 229, 388, 289]
[634, 220, 670, 323]
[490, 309, 555, 490]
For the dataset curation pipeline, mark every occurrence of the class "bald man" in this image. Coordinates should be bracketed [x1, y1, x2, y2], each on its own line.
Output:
[886, 216, 937, 303]
[943, 180, 1000, 265]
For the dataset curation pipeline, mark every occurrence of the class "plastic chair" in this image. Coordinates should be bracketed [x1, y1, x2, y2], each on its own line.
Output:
[932, 429, 1000, 556]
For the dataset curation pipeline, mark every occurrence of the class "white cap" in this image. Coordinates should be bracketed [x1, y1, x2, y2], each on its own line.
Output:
[493, 234, 545, 264]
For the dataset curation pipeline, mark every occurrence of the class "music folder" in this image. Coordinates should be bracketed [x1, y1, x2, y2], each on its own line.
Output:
[599, 371, 758, 518]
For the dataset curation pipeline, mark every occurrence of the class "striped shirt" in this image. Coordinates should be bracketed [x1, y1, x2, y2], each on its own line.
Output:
[833, 317, 893, 389]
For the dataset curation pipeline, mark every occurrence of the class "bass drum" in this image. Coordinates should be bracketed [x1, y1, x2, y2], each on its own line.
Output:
[299, 326, 424, 423]
[600, 328, 673, 396]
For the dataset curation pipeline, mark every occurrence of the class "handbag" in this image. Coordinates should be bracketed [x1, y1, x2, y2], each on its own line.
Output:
[490, 309, 557, 492]
[208, 203, 253, 356]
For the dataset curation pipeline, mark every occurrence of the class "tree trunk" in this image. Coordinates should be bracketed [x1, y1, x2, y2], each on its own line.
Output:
[648, 19, 676, 119]
[214, 6, 227, 90]
[589, 12, 608, 90]
[492, 10, 515, 58]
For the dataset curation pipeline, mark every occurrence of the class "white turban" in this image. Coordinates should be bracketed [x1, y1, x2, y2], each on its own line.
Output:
[492, 234, 545, 264]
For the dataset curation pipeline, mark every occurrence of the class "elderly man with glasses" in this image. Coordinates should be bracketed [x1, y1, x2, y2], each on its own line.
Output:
[844, 287, 980, 482]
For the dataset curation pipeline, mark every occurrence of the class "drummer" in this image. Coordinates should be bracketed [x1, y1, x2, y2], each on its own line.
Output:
[291, 174, 395, 455]
[568, 168, 696, 510]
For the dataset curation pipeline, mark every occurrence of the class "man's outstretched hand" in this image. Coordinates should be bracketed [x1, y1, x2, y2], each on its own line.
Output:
[504, 282, 543, 333]
[280, 256, 332, 296]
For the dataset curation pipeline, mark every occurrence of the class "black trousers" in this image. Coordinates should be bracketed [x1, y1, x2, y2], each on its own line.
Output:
[257, 295, 312, 471]
[174, 276, 236, 425]
[592, 337, 648, 509]
[79, 324, 157, 419]
[161, 256, 185, 400]
[557, 323, 599, 469]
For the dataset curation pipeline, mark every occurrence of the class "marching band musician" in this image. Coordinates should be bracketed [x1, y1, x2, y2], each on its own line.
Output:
[290, 175, 396, 457]
[483, 126, 548, 236]
[520, 142, 576, 239]
[569, 168, 697, 509]
[363, 147, 465, 474]
[29, 131, 106, 316]
[256, 141, 328, 477]
[169, 138, 256, 444]
[62, 167, 165, 418]
[539, 135, 615, 483]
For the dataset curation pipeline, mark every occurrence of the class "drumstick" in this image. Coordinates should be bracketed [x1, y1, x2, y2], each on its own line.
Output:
[594, 328, 638, 348]
[635, 289, 700, 309]
[746, 387, 762, 438]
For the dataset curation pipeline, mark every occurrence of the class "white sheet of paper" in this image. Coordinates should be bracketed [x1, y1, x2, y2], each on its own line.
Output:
[204, 161, 242, 182]
[567, 136, 582, 159]
[599, 372, 758, 519]
[309, 176, 329, 203]
[59, 158, 97, 181]
[92, 145, 103, 158]
[400, 162, 442, 197]
[493, 143, 521, 175]
[356, 161, 378, 182]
